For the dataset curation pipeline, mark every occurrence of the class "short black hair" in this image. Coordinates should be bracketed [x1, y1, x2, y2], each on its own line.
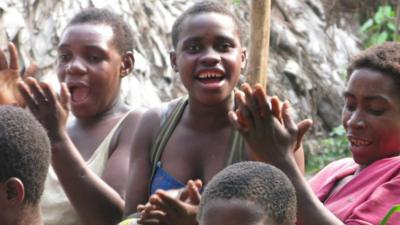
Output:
[171, 0, 244, 49]
[347, 42, 400, 91]
[198, 161, 296, 225]
[67, 8, 134, 55]
[0, 106, 51, 204]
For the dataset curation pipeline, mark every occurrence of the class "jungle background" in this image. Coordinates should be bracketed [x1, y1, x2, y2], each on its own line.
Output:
[0, 0, 398, 174]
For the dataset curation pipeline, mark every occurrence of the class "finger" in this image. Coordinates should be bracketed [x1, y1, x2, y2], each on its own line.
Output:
[23, 64, 38, 78]
[60, 82, 71, 112]
[228, 110, 248, 134]
[137, 204, 146, 213]
[281, 102, 297, 133]
[40, 82, 57, 107]
[254, 84, 268, 117]
[25, 77, 48, 105]
[0, 47, 8, 70]
[154, 190, 182, 213]
[139, 209, 166, 223]
[8, 42, 19, 70]
[17, 81, 39, 112]
[137, 217, 162, 225]
[236, 91, 254, 130]
[187, 180, 201, 205]
[270, 96, 283, 123]
[295, 119, 313, 151]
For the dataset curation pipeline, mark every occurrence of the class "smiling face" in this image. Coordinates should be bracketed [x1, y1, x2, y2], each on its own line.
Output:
[57, 23, 124, 118]
[170, 12, 246, 106]
[342, 68, 400, 166]
[199, 199, 273, 225]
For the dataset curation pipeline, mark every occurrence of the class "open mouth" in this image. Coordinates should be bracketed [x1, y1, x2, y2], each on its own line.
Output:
[348, 136, 372, 147]
[196, 71, 225, 84]
[67, 83, 89, 103]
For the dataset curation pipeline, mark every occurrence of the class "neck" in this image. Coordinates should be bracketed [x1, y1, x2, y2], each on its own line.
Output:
[185, 94, 235, 130]
[12, 204, 43, 225]
[74, 96, 128, 126]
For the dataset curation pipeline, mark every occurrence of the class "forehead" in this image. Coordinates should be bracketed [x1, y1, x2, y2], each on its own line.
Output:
[200, 199, 270, 225]
[178, 12, 240, 43]
[59, 24, 115, 49]
[346, 68, 399, 100]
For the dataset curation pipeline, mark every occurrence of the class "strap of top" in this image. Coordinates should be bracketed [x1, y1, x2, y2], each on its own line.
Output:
[148, 96, 244, 193]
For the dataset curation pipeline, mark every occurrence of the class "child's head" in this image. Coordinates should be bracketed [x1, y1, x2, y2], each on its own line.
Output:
[0, 106, 50, 220]
[343, 42, 400, 165]
[57, 8, 134, 117]
[198, 161, 297, 225]
[170, 1, 246, 105]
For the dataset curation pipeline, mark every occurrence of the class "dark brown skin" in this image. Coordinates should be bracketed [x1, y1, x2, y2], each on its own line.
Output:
[17, 23, 143, 225]
[124, 12, 307, 225]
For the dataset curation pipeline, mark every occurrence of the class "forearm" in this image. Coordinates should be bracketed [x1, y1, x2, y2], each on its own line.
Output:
[50, 132, 124, 225]
[276, 157, 344, 225]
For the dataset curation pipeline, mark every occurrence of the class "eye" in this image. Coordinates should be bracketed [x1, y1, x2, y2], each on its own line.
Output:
[87, 54, 103, 63]
[184, 43, 202, 53]
[58, 53, 71, 62]
[216, 42, 233, 52]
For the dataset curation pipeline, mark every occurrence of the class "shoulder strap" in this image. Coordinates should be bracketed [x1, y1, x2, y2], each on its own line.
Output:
[148, 96, 188, 192]
[225, 129, 245, 166]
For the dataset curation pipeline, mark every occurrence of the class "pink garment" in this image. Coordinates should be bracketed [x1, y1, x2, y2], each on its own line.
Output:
[309, 156, 400, 225]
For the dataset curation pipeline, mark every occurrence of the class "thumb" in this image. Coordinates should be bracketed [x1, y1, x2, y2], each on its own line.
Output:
[294, 119, 313, 151]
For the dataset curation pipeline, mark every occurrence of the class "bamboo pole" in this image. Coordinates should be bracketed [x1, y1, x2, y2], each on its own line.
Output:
[246, 0, 272, 88]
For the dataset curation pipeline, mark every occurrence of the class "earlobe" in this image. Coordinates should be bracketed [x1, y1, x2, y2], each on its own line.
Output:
[120, 51, 135, 77]
[5, 178, 24, 205]
[241, 49, 247, 70]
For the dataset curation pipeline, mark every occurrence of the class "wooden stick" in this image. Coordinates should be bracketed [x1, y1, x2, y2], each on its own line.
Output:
[246, 0, 272, 88]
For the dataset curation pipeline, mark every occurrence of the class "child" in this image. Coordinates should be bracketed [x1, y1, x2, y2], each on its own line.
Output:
[198, 161, 296, 225]
[230, 42, 400, 225]
[0, 105, 51, 225]
[124, 1, 309, 224]
[17, 8, 142, 225]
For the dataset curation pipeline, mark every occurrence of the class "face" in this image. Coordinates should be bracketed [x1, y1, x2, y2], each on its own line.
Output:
[342, 68, 400, 166]
[171, 13, 246, 105]
[199, 199, 274, 225]
[57, 24, 124, 118]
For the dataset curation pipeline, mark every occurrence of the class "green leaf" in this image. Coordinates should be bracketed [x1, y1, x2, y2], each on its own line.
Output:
[376, 31, 389, 43]
[360, 19, 374, 32]
[380, 205, 400, 225]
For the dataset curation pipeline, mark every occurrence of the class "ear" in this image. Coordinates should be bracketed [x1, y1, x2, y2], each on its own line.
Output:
[170, 51, 178, 72]
[1, 178, 25, 206]
[241, 48, 247, 70]
[120, 51, 135, 78]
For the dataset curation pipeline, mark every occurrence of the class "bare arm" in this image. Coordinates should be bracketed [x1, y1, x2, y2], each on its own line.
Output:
[18, 78, 141, 225]
[124, 108, 163, 217]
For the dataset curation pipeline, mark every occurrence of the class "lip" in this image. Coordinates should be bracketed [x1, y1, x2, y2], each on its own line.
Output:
[347, 135, 372, 147]
[195, 68, 226, 89]
[66, 81, 90, 104]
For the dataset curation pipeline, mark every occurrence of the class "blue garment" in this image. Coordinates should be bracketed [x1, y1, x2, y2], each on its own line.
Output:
[150, 162, 185, 195]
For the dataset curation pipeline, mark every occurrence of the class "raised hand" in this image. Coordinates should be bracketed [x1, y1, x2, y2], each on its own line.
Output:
[17, 78, 70, 142]
[0, 42, 37, 106]
[138, 179, 202, 225]
[229, 83, 312, 164]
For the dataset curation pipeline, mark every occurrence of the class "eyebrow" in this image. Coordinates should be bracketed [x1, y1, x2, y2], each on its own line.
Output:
[342, 91, 389, 101]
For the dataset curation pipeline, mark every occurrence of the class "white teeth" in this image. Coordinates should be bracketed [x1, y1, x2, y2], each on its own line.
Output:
[350, 138, 370, 146]
[198, 73, 223, 79]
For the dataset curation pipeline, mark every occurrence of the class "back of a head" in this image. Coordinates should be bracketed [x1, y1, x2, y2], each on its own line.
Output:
[0, 106, 51, 205]
[198, 161, 297, 225]
[347, 41, 400, 92]
[67, 7, 134, 55]
[171, 0, 244, 49]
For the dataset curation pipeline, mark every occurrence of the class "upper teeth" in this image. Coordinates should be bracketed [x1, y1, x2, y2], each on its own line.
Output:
[198, 73, 223, 79]
[350, 138, 370, 146]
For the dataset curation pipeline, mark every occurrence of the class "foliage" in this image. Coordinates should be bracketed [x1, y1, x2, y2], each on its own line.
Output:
[380, 205, 400, 225]
[360, 5, 400, 47]
[306, 126, 351, 175]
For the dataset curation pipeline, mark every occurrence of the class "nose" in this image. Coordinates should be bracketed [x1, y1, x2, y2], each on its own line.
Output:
[65, 57, 86, 76]
[200, 47, 220, 66]
[345, 110, 366, 129]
